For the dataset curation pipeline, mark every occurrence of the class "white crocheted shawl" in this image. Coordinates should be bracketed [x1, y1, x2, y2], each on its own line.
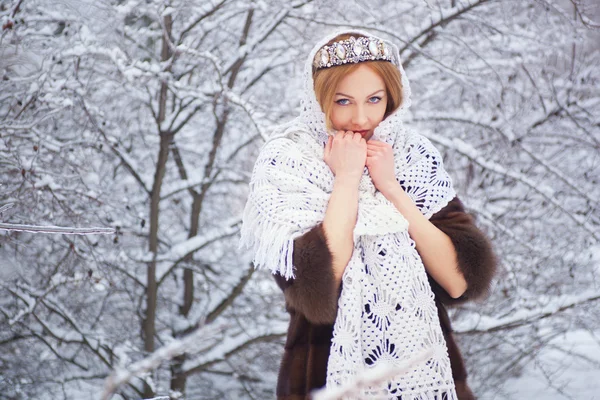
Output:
[240, 28, 458, 399]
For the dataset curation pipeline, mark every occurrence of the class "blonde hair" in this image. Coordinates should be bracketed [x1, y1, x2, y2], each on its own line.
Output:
[312, 33, 403, 130]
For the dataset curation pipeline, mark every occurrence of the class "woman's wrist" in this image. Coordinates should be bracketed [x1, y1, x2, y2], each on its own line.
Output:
[380, 181, 406, 203]
[334, 173, 361, 189]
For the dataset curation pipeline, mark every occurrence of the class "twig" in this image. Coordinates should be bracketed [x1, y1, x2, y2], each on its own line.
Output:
[0, 203, 15, 214]
[101, 323, 226, 400]
[0, 223, 114, 235]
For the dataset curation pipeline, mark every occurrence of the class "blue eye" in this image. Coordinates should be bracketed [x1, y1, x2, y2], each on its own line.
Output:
[335, 99, 350, 106]
[369, 96, 382, 103]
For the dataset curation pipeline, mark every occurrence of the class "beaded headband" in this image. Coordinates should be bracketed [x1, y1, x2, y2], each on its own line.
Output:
[312, 36, 392, 69]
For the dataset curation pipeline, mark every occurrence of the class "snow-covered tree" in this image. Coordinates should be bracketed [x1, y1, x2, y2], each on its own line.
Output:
[1, 0, 598, 398]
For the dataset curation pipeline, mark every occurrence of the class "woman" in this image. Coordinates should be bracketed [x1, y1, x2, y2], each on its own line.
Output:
[240, 29, 497, 400]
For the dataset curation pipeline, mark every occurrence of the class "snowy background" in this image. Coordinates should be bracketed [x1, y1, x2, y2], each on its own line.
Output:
[1, 0, 599, 399]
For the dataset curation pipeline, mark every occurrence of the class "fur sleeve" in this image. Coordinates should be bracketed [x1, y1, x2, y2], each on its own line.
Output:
[428, 197, 498, 306]
[272, 223, 340, 325]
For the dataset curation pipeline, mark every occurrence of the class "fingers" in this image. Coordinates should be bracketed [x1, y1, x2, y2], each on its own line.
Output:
[324, 135, 332, 157]
[333, 130, 365, 143]
[367, 142, 391, 156]
[332, 131, 343, 148]
[341, 130, 365, 143]
[367, 142, 384, 155]
[366, 140, 390, 148]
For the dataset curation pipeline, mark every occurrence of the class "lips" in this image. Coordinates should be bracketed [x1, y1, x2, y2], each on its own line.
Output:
[355, 130, 369, 136]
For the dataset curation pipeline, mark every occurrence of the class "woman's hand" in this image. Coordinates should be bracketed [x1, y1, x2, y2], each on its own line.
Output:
[322, 131, 365, 285]
[366, 140, 400, 198]
[324, 131, 367, 185]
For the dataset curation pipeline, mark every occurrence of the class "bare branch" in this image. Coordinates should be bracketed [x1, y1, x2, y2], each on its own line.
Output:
[413, 113, 599, 207]
[177, 0, 230, 44]
[182, 329, 286, 377]
[457, 291, 600, 334]
[101, 323, 227, 400]
[79, 97, 152, 194]
[399, 0, 493, 54]
[423, 132, 600, 241]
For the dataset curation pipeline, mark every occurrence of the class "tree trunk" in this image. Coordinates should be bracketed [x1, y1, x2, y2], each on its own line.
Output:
[169, 8, 254, 396]
[143, 11, 173, 399]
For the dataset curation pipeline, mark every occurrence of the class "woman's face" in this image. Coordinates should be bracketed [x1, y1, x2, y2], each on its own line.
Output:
[330, 64, 387, 142]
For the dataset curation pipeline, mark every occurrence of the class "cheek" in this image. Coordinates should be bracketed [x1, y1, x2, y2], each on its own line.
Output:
[371, 103, 387, 124]
[330, 107, 349, 129]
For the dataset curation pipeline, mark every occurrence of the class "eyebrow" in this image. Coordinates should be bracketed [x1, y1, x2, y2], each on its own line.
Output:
[334, 89, 385, 99]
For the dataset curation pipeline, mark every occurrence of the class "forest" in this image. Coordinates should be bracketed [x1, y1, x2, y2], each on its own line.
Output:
[1, 0, 599, 398]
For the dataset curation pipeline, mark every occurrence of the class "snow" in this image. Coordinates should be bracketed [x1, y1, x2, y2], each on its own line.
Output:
[490, 329, 600, 399]
[146, 216, 241, 280]
[1, 0, 598, 399]
[454, 291, 600, 333]
[181, 321, 288, 374]
[0, 222, 115, 235]
[34, 175, 59, 191]
[161, 7, 176, 17]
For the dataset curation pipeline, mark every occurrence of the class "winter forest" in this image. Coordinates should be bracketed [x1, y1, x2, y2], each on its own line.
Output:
[1, 0, 599, 398]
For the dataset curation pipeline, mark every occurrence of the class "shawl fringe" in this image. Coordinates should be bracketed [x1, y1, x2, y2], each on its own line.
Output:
[239, 193, 298, 279]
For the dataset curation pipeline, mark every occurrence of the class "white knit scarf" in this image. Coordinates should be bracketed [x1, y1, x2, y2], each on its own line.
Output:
[240, 29, 458, 399]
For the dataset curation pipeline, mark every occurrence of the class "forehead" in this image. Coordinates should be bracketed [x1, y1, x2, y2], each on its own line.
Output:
[335, 64, 385, 96]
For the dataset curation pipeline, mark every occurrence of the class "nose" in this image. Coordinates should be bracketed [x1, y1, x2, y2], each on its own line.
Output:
[352, 104, 368, 127]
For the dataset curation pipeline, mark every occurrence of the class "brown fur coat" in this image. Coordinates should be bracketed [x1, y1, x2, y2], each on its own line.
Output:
[273, 196, 497, 400]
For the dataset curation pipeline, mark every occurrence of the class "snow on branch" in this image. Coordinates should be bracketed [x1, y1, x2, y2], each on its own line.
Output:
[177, 0, 229, 43]
[144, 216, 240, 282]
[222, 6, 293, 76]
[0, 107, 66, 131]
[4, 278, 85, 326]
[78, 97, 152, 194]
[0, 222, 114, 235]
[424, 133, 600, 241]
[102, 321, 287, 399]
[160, 174, 211, 200]
[0, 203, 14, 215]
[224, 90, 270, 142]
[0, 203, 114, 235]
[311, 349, 434, 400]
[400, 0, 492, 54]
[455, 291, 600, 334]
[414, 113, 599, 207]
[101, 322, 227, 400]
[181, 322, 288, 376]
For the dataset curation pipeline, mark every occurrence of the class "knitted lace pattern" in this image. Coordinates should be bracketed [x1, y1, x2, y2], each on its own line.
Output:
[240, 28, 458, 399]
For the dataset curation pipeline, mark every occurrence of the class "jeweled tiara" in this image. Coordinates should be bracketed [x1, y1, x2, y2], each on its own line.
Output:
[312, 36, 392, 69]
